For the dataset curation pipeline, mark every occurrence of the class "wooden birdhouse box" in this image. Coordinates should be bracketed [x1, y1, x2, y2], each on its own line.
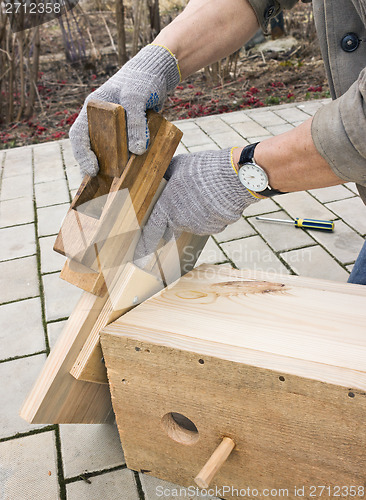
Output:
[100, 264, 366, 499]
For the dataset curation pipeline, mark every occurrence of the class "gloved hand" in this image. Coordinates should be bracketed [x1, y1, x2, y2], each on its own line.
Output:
[134, 148, 258, 265]
[69, 44, 180, 177]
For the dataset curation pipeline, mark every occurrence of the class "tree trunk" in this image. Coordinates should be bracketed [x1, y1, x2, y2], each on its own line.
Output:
[116, 0, 128, 65]
[25, 27, 40, 118]
[149, 0, 160, 40]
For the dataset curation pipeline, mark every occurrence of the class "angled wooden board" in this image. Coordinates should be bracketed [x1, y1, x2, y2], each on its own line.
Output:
[70, 232, 208, 384]
[20, 104, 186, 424]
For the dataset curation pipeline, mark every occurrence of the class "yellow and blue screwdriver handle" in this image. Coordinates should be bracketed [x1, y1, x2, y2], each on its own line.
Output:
[256, 216, 334, 232]
[294, 218, 334, 231]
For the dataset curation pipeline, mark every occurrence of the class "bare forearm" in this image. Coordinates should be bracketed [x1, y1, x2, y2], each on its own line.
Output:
[154, 0, 259, 79]
[232, 118, 344, 193]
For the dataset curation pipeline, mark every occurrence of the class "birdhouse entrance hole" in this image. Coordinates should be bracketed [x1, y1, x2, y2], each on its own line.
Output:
[161, 412, 199, 445]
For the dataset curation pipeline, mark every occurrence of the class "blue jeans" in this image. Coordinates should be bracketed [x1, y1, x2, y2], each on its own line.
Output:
[348, 239, 366, 285]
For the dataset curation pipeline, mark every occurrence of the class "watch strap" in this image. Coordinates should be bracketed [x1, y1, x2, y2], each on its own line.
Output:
[238, 143, 286, 197]
[238, 142, 259, 166]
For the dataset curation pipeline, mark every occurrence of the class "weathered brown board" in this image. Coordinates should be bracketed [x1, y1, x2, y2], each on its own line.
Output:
[100, 264, 366, 497]
[53, 101, 181, 295]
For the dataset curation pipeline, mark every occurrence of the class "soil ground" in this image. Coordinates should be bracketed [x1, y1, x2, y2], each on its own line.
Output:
[0, 3, 329, 149]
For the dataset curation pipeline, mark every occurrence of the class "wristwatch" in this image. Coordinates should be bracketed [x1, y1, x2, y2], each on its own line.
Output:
[237, 143, 286, 198]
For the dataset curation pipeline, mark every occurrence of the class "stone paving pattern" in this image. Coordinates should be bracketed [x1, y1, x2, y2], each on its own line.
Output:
[0, 99, 365, 499]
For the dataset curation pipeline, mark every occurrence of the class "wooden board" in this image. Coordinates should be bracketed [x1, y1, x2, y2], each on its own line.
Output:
[101, 264, 366, 391]
[100, 336, 366, 498]
[53, 100, 129, 271]
[100, 264, 366, 496]
[70, 233, 208, 383]
[54, 104, 182, 295]
[70, 263, 164, 384]
[20, 106, 187, 424]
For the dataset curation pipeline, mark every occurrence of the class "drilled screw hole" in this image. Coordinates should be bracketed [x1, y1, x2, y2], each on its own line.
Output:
[279, 376, 285, 382]
[348, 392, 355, 398]
[198, 359, 204, 364]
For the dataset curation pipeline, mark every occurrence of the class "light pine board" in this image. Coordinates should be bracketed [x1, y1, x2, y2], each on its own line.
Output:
[102, 264, 366, 393]
[100, 264, 366, 495]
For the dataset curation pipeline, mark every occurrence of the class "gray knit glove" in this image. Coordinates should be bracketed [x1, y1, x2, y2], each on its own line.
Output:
[134, 148, 258, 264]
[69, 44, 180, 177]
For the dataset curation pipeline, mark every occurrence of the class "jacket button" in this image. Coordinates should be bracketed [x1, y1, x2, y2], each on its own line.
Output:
[341, 33, 360, 52]
[264, 5, 275, 20]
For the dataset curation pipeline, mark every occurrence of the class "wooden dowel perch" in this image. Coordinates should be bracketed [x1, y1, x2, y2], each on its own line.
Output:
[194, 436, 236, 489]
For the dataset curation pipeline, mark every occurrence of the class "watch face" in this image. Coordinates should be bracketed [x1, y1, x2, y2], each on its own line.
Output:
[238, 163, 268, 192]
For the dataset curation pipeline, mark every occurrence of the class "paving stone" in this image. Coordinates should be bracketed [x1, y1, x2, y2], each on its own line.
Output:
[292, 120, 306, 127]
[181, 128, 215, 148]
[173, 142, 189, 156]
[250, 135, 275, 143]
[47, 320, 66, 350]
[195, 237, 227, 266]
[0, 354, 47, 438]
[346, 264, 354, 273]
[0, 297, 45, 359]
[280, 245, 349, 281]
[173, 120, 197, 132]
[214, 217, 256, 242]
[61, 138, 77, 167]
[66, 468, 139, 500]
[37, 202, 69, 237]
[0, 174, 33, 201]
[251, 110, 286, 127]
[140, 474, 220, 499]
[296, 101, 324, 116]
[66, 165, 83, 190]
[274, 191, 336, 221]
[274, 107, 311, 123]
[42, 272, 83, 321]
[33, 142, 64, 184]
[220, 110, 252, 124]
[196, 117, 233, 135]
[310, 220, 364, 264]
[231, 120, 271, 139]
[60, 423, 124, 478]
[0, 223, 36, 261]
[309, 185, 355, 203]
[0, 256, 38, 304]
[0, 196, 34, 228]
[210, 131, 248, 149]
[267, 123, 294, 135]
[249, 210, 314, 252]
[39, 235, 65, 274]
[221, 235, 289, 274]
[326, 197, 366, 235]
[35, 178, 69, 207]
[344, 182, 359, 195]
[321, 98, 332, 105]
[243, 197, 278, 216]
[0, 431, 58, 500]
[188, 143, 220, 153]
[2, 146, 32, 178]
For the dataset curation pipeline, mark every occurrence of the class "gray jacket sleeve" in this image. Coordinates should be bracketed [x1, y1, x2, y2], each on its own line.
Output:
[311, 67, 366, 190]
[247, 0, 298, 31]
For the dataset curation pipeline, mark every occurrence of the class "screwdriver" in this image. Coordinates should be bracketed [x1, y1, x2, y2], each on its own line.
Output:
[255, 216, 334, 232]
